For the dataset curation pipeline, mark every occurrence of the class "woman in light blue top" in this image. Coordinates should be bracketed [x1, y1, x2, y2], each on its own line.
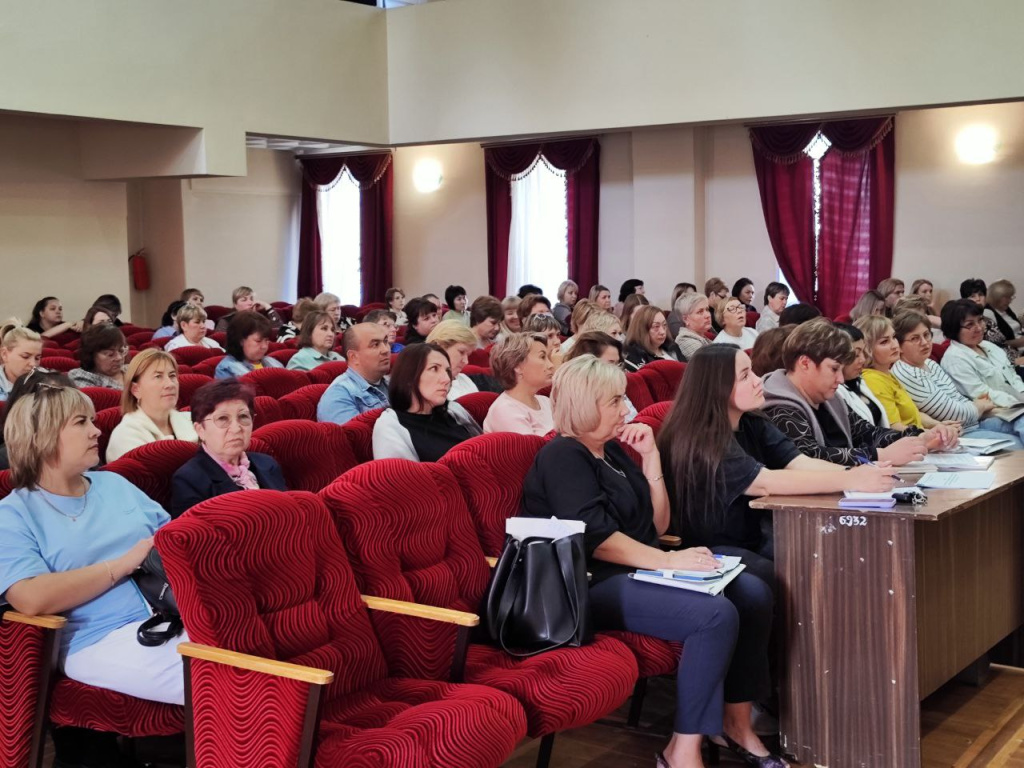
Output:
[0, 385, 185, 718]
[214, 310, 283, 379]
[287, 309, 344, 372]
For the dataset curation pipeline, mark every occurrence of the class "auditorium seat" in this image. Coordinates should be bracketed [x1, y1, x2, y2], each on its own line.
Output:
[241, 367, 309, 399]
[140, 337, 171, 350]
[81, 387, 122, 413]
[320, 461, 638, 766]
[203, 305, 230, 323]
[189, 356, 225, 377]
[468, 346, 492, 367]
[633, 401, 672, 435]
[635, 360, 686, 403]
[118, 325, 154, 337]
[209, 332, 228, 346]
[268, 348, 298, 365]
[176, 374, 213, 410]
[250, 421, 360, 492]
[456, 391, 499, 425]
[125, 331, 154, 347]
[341, 407, 385, 463]
[355, 301, 386, 321]
[835, 313, 853, 324]
[278, 384, 330, 421]
[155, 490, 528, 768]
[252, 395, 283, 430]
[930, 339, 950, 363]
[624, 372, 655, 412]
[93, 407, 123, 464]
[38, 356, 77, 373]
[40, 347, 75, 358]
[0, 469, 12, 498]
[461, 364, 491, 377]
[305, 360, 348, 385]
[104, 440, 198, 509]
[745, 311, 760, 328]
[169, 346, 221, 367]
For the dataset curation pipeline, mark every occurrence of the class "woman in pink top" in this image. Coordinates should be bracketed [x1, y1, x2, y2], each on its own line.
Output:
[483, 332, 555, 436]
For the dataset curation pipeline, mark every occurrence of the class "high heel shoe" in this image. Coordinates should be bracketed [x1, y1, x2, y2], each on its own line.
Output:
[655, 752, 670, 767]
[712, 733, 789, 768]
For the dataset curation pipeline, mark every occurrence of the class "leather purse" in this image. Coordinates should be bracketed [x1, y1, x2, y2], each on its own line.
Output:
[483, 533, 593, 657]
[131, 549, 184, 647]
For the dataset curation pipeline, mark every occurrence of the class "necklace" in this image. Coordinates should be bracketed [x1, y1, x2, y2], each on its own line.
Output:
[38, 484, 89, 522]
[601, 456, 626, 478]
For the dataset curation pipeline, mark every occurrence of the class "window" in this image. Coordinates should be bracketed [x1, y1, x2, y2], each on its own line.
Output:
[506, 160, 569, 297]
[317, 169, 362, 306]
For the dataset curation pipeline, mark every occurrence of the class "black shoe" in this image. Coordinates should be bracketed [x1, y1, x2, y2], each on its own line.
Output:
[711, 733, 789, 768]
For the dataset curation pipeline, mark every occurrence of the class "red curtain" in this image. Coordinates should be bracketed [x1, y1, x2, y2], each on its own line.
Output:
[749, 117, 895, 316]
[297, 153, 393, 303]
[484, 138, 600, 298]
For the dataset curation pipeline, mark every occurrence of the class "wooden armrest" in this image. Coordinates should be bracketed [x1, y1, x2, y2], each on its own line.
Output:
[177, 642, 333, 686]
[485, 556, 498, 568]
[361, 595, 479, 628]
[659, 535, 682, 548]
[2, 611, 67, 630]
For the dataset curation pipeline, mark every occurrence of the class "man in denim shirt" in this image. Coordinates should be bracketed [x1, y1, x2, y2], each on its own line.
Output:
[317, 323, 392, 424]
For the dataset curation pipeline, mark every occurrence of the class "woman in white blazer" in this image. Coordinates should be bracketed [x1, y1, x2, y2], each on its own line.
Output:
[106, 350, 198, 462]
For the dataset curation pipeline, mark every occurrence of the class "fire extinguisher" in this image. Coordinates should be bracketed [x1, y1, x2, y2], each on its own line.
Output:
[130, 249, 150, 291]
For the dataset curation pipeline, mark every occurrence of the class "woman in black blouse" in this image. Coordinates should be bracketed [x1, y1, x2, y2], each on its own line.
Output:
[522, 355, 784, 768]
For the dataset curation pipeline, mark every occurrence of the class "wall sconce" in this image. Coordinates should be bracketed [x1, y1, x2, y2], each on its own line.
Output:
[955, 125, 998, 165]
[413, 158, 443, 193]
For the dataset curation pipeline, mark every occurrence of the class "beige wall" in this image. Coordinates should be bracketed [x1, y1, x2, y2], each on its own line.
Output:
[0, 115, 130, 325]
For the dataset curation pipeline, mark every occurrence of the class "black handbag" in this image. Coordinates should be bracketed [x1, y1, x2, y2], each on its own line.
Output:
[131, 549, 184, 647]
[484, 533, 593, 657]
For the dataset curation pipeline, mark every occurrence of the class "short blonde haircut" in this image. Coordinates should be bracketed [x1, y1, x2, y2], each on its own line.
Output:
[231, 286, 254, 305]
[427, 320, 477, 348]
[551, 354, 626, 438]
[715, 298, 744, 326]
[5, 386, 95, 489]
[314, 292, 341, 309]
[0, 320, 42, 352]
[175, 304, 207, 326]
[556, 280, 579, 303]
[675, 292, 708, 321]
[490, 332, 547, 390]
[988, 279, 1016, 304]
[853, 315, 894, 369]
[569, 299, 599, 334]
[290, 297, 318, 326]
[893, 295, 931, 317]
[585, 311, 622, 336]
[121, 349, 179, 413]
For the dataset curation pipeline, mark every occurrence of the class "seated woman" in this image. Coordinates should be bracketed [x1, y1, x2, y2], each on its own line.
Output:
[81, 304, 116, 333]
[659, 345, 894, 571]
[181, 288, 215, 331]
[0, 385, 185, 766]
[517, 293, 554, 327]
[552, 279, 579, 336]
[877, 278, 905, 317]
[666, 282, 697, 339]
[833, 323, 890, 427]
[712, 298, 759, 349]
[588, 284, 613, 311]
[960, 278, 1022, 368]
[287, 310, 344, 371]
[372, 343, 481, 461]
[894, 295, 943, 341]
[365, 309, 405, 353]
[170, 379, 286, 517]
[442, 284, 470, 325]
[0, 369, 75, 470]
[483, 333, 555, 436]
[522, 355, 785, 768]
[614, 278, 645, 318]
[386, 287, 408, 327]
[106, 349, 198, 462]
[164, 304, 223, 352]
[857, 315, 937, 431]
[755, 282, 790, 334]
[674, 293, 714, 361]
[890, 311, 1021, 448]
[984, 279, 1024, 352]
[214, 285, 283, 333]
[27, 296, 82, 338]
[276, 297, 316, 342]
[427, 321, 501, 399]
[69, 324, 128, 389]
[911, 278, 936, 315]
[522, 313, 565, 368]
[941, 299, 1024, 443]
[732, 278, 756, 313]
[213, 311, 284, 379]
[619, 293, 650, 333]
[848, 290, 886, 322]
[498, 295, 522, 339]
[558, 300, 597, 355]
[152, 300, 187, 340]
[314, 291, 353, 333]
[749, 325, 794, 377]
[0, 322, 42, 402]
[623, 305, 683, 371]
[564, 331, 637, 422]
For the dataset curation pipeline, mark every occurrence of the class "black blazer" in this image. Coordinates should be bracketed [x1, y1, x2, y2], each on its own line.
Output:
[622, 341, 683, 372]
[170, 449, 287, 518]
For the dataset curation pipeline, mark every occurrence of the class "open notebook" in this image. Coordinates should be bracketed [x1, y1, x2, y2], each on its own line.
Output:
[629, 555, 746, 596]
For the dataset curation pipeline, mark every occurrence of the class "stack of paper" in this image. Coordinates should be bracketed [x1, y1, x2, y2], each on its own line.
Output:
[901, 454, 994, 472]
[916, 472, 995, 490]
[989, 404, 1024, 423]
[630, 556, 745, 596]
[959, 437, 1019, 455]
[840, 491, 897, 509]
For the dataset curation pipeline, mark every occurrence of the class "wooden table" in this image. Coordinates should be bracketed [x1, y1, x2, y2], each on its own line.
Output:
[751, 453, 1024, 768]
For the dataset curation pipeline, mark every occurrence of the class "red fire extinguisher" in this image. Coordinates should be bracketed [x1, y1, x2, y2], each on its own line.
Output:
[130, 249, 150, 291]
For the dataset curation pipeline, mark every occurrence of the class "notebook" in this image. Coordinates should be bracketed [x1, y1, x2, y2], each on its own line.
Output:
[916, 472, 995, 490]
[989, 404, 1024, 423]
[959, 437, 1019, 455]
[630, 556, 746, 596]
[901, 454, 994, 471]
[839, 491, 897, 509]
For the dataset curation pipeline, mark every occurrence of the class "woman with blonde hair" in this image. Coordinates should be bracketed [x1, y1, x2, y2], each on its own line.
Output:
[848, 289, 886, 322]
[553, 279, 579, 335]
[164, 304, 223, 352]
[713, 298, 759, 349]
[588, 284, 613, 311]
[427, 320, 501, 399]
[0, 322, 43, 402]
[106, 349, 197, 461]
[876, 278, 905, 315]
[623, 305, 682, 371]
[483, 333, 555, 436]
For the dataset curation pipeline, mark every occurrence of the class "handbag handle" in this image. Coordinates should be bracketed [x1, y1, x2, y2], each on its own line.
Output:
[137, 614, 184, 647]
[495, 536, 583, 658]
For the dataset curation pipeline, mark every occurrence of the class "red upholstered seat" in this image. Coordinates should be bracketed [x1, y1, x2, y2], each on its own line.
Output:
[930, 339, 950, 363]
[253, 395, 284, 430]
[125, 331, 154, 346]
[635, 360, 686, 403]
[468, 346, 492, 367]
[279, 384, 330, 421]
[104, 440, 197, 509]
[340, 408, 385, 463]
[118, 325, 154, 337]
[204, 305, 230, 323]
[460, 364, 491, 377]
[355, 302, 387, 321]
[306, 360, 348, 385]
[624, 372, 655, 412]
[251, 421, 360, 492]
[268, 348, 298, 365]
[209, 332, 228, 346]
[745, 311, 760, 328]
[835, 313, 853, 324]
[155, 490, 527, 768]
[170, 346, 222, 367]
[633, 401, 673, 436]
[176, 374, 213, 410]
[93, 407, 123, 464]
[190, 356, 225, 377]
[455, 391, 499, 426]
[40, 348, 75, 358]
[50, 679, 183, 735]
[141, 337, 171, 350]
[320, 461, 637, 743]
[241, 367, 310, 398]
[40, 356, 78, 373]
[0, 469, 12, 499]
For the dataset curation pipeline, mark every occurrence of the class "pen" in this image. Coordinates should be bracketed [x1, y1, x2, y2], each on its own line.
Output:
[853, 453, 901, 481]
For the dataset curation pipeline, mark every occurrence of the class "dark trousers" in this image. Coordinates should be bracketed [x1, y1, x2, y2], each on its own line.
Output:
[589, 571, 773, 735]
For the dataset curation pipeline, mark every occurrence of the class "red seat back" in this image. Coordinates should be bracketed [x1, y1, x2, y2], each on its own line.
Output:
[141, 337, 171, 350]
[456, 391, 499, 425]
[278, 384, 329, 421]
[40, 348, 75, 358]
[251, 421, 360, 492]
[635, 360, 686, 403]
[268, 348, 297, 365]
[94, 407, 123, 464]
[745, 311, 760, 329]
[190, 356, 226, 377]
[241, 368, 309, 399]
[252, 396, 283, 430]
[170, 346, 221, 367]
[40, 357, 77, 373]
[125, 331, 154, 346]
[930, 339, 950, 364]
[0, 469, 13, 499]
[340, 408, 385, 464]
[203, 305, 230, 323]
[104, 440, 197, 508]
[81, 387, 122, 413]
[439, 432, 545, 557]
[468, 346, 492, 367]
[624, 372, 655, 412]
[306, 360, 348, 385]
[633, 401, 673, 436]
[176, 374, 213, 410]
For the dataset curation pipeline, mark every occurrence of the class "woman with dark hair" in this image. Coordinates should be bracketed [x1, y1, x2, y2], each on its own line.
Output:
[152, 300, 187, 340]
[623, 305, 682, 371]
[386, 287, 408, 326]
[959, 278, 1017, 363]
[620, 293, 650, 333]
[756, 283, 790, 333]
[732, 278, 756, 313]
[287, 310, 343, 371]
[81, 305, 116, 333]
[564, 331, 639, 422]
[213, 311, 283, 379]
[69, 324, 128, 389]
[442, 285, 470, 324]
[516, 294, 553, 327]
[614, 278, 645, 317]
[833, 322, 889, 427]
[372, 343, 481, 461]
[27, 296, 83, 338]
[778, 303, 822, 326]
[658, 345, 893, 575]
[170, 379, 286, 517]
[91, 294, 124, 326]
[402, 297, 441, 345]
[749, 325, 794, 377]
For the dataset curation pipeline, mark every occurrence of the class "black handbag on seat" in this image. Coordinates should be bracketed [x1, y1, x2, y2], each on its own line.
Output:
[484, 532, 593, 657]
[132, 549, 184, 647]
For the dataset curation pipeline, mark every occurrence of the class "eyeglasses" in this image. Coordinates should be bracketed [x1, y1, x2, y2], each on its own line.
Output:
[905, 332, 933, 344]
[960, 319, 986, 330]
[202, 413, 254, 430]
[725, 305, 746, 314]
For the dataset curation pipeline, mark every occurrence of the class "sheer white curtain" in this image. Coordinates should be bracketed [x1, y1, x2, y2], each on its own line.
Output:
[317, 169, 362, 306]
[506, 161, 569, 298]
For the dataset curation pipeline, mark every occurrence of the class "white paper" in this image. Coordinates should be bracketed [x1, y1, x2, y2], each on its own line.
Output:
[916, 472, 995, 490]
[843, 491, 896, 500]
[905, 454, 994, 471]
[506, 517, 585, 542]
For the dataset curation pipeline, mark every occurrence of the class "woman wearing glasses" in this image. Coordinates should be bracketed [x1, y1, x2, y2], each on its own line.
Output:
[622, 306, 683, 371]
[170, 379, 286, 518]
[68, 324, 128, 389]
[712, 298, 759, 349]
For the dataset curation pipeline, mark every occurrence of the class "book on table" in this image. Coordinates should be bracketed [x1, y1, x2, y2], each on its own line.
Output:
[959, 436, 1019, 455]
[989, 404, 1024, 423]
[630, 555, 746, 596]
